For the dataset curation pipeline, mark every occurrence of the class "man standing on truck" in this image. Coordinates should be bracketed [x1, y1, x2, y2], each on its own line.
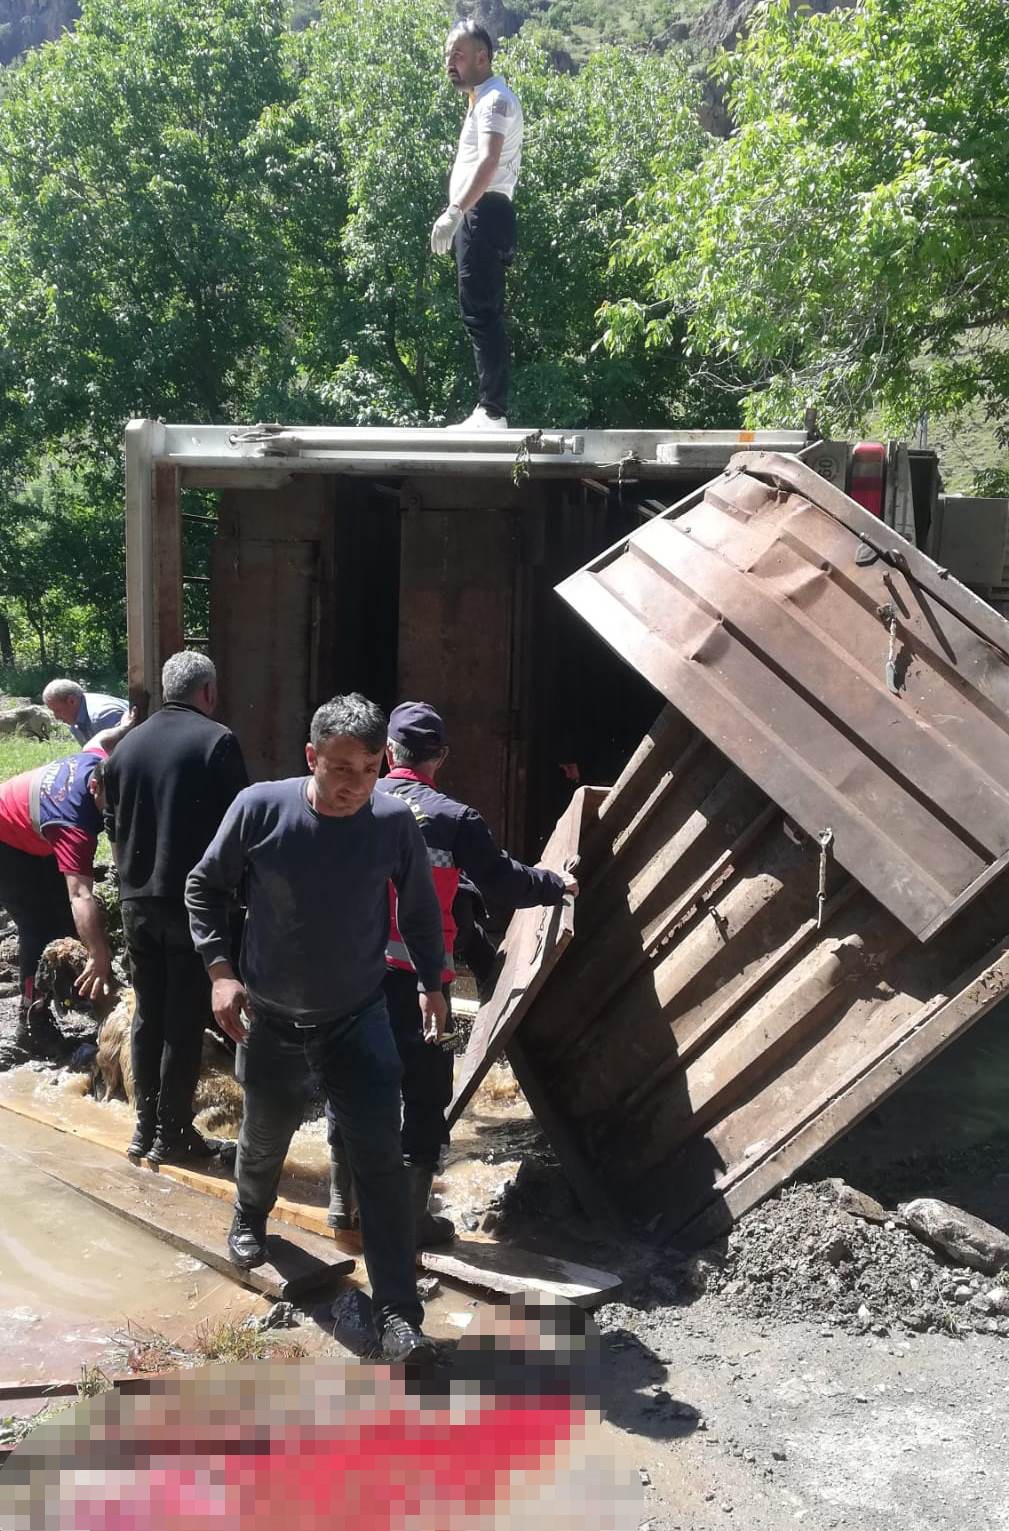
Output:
[326, 701, 578, 1247]
[186, 693, 446, 1365]
[431, 18, 523, 430]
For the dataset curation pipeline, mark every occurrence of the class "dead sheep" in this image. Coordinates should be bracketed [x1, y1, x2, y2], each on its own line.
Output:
[0, 705, 53, 741]
[35, 938, 244, 1134]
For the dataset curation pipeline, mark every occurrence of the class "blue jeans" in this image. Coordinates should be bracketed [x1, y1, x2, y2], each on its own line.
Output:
[235, 995, 421, 1327]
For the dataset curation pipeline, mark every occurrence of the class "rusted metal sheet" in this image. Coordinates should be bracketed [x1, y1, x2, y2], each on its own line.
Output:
[448, 786, 602, 1122]
[557, 452, 1009, 941]
[459, 706, 1009, 1244]
[210, 483, 333, 781]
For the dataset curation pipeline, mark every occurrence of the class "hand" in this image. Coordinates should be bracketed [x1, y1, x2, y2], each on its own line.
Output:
[430, 204, 463, 255]
[75, 954, 113, 1002]
[562, 875, 579, 896]
[419, 989, 449, 1043]
[212, 975, 250, 1044]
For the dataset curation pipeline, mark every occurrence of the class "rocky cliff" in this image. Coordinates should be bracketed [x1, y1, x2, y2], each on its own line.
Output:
[0, 0, 77, 65]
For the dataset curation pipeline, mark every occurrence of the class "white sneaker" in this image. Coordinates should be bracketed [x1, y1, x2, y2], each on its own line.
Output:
[446, 406, 509, 431]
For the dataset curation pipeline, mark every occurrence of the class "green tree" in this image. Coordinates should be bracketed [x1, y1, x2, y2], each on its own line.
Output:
[0, 456, 125, 668]
[0, 0, 314, 449]
[604, 0, 1009, 440]
[297, 0, 722, 426]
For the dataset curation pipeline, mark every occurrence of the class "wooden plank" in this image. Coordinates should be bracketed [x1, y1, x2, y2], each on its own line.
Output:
[0, 1095, 617, 1307]
[676, 940, 1009, 1247]
[447, 787, 591, 1124]
[419, 1236, 621, 1308]
[0, 1115, 354, 1302]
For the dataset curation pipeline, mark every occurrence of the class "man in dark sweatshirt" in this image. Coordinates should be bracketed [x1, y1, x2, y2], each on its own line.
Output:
[103, 651, 248, 1166]
[185, 693, 446, 1366]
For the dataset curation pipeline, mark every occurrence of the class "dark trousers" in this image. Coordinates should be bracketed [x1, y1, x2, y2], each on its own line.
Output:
[456, 192, 516, 419]
[328, 969, 454, 1174]
[236, 996, 421, 1327]
[121, 898, 209, 1139]
[0, 842, 74, 988]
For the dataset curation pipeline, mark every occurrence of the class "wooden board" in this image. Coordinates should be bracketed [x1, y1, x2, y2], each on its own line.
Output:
[0, 1095, 620, 1306]
[420, 1237, 621, 1308]
[0, 1116, 354, 1302]
[448, 785, 604, 1124]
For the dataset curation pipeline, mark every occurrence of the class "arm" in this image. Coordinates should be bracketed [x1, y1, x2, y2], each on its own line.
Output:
[210, 731, 250, 813]
[87, 709, 137, 754]
[64, 873, 113, 1000]
[392, 813, 447, 1039]
[453, 129, 503, 212]
[185, 797, 250, 1043]
[456, 808, 572, 910]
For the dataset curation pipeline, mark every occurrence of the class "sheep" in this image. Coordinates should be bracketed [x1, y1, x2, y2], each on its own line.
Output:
[35, 937, 245, 1135]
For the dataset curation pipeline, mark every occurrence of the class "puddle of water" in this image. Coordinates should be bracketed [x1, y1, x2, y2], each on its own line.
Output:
[0, 1110, 257, 1383]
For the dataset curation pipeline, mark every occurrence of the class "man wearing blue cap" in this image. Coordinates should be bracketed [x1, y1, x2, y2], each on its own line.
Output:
[327, 700, 578, 1246]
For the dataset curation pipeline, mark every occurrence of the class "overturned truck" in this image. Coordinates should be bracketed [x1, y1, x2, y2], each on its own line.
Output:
[124, 422, 1009, 1242]
[452, 453, 1009, 1246]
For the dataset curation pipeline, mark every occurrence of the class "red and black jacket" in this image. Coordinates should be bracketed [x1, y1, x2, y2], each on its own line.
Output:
[376, 768, 566, 982]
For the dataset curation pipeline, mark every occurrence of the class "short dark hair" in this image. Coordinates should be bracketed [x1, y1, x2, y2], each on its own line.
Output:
[388, 738, 442, 771]
[310, 693, 387, 754]
[446, 17, 494, 60]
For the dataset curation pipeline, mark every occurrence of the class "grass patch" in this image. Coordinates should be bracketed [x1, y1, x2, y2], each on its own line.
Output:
[0, 731, 76, 782]
[193, 1317, 307, 1364]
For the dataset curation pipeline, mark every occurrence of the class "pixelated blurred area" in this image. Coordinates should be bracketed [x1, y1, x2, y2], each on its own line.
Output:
[0, 1297, 642, 1530]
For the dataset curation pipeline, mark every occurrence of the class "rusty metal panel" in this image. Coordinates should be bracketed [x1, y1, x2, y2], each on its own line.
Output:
[557, 452, 1009, 941]
[210, 483, 332, 781]
[466, 706, 1009, 1243]
[397, 507, 518, 841]
[448, 786, 600, 1122]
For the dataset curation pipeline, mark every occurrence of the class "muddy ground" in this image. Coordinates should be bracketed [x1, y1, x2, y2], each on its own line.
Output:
[3, 981, 1009, 1527]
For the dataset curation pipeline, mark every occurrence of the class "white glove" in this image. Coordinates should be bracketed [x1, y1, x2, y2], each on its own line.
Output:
[430, 203, 464, 255]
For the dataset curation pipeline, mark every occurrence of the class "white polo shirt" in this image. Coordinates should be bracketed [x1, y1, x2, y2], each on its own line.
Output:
[449, 75, 524, 206]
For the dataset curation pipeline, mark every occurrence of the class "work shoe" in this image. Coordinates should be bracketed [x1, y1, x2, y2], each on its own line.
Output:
[327, 1150, 358, 1231]
[228, 1208, 269, 1270]
[146, 1126, 226, 1166]
[126, 1123, 156, 1163]
[376, 1312, 438, 1365]
[447, 405, 509, 431]
[408, 1164, 455, 1248]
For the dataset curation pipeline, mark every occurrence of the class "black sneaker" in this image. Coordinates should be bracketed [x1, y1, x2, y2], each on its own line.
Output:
[377, 1312, 438, 1364]
[228, 1208, 268, 1269]
[147, 1127, 225, 1166]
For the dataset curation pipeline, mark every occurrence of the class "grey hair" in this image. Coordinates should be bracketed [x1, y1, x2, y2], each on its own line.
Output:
[42, 679, 84, 704]
[162, 650, 217, 703]
[389, 739, 442, 770]
[311, 693, 387, 753]
[447, 16, 494, 59]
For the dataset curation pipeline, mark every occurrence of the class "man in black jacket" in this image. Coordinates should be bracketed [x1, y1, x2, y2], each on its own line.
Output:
[103, 651, 248, 1165]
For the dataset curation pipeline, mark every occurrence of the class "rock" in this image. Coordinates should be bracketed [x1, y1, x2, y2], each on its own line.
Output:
[900, 1198, 1009, 1275]
[244, 1300, 298, 1333]
[856, 1304, 872, 1323]
[417, 1276, 441, 1301]
[772, 1447, 787, 1461]
[954, 1285, 973, 1303]
[827, 1180, 889, 1225]
[0, 705, 52, 741]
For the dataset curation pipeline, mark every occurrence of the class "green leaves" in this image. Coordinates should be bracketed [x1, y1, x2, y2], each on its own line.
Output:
[607, 0, 1009, 443]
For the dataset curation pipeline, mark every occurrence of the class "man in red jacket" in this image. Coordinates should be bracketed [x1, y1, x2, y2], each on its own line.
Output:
[328, 701, 578, 1246]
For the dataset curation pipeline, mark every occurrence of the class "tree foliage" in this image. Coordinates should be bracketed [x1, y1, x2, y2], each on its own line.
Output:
[605, 0, 1009, 441]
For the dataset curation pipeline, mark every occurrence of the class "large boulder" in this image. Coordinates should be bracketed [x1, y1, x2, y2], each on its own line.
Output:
[900, 1197, 1009, 1275]
[0, 705, 53, 741]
